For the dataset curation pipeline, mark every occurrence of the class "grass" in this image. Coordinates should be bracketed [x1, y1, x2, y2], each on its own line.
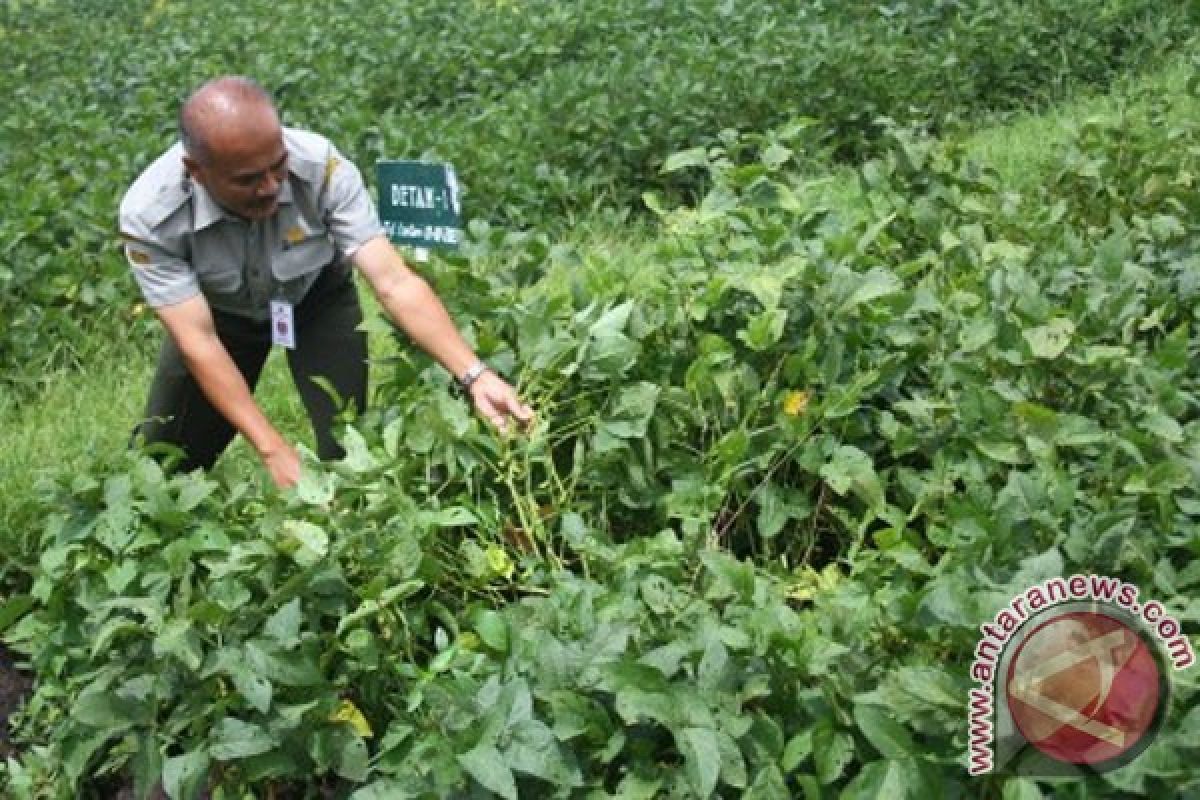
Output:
[0, 334, 155, 577]
[810, 44, 1199, 213]
[961, 49, 1199, 186]
[1, 47, 1196, 578]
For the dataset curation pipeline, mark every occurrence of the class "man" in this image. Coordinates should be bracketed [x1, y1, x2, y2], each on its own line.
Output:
[119, 76, 531, 488]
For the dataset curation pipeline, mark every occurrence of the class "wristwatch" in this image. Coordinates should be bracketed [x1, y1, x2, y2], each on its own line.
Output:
[457, 360, 490, 393]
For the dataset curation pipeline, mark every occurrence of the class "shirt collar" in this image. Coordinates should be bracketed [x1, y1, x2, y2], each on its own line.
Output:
[190, 177, 296, 231]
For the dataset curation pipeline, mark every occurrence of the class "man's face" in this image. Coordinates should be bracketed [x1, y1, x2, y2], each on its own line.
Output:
[184, 105, 288, 221]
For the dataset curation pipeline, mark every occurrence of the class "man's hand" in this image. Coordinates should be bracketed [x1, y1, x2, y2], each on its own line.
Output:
[155, 295, 294, 489]
[353, 238, 537, 434]
[259, 438, 302, 489]
[469, 371, 534, 434]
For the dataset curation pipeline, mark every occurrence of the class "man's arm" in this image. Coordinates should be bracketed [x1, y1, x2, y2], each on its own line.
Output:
[352, 236, 533, 430]
[154, 295, 301, 487]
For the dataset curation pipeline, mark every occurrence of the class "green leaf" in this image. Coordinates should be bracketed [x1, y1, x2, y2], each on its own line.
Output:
[1023, 318, 1075, 359]
[601, 382, 661, 439]
[820, 445, 885, 511]
[1141, 407, 1184, 444]
[228, 662, 273, 715]
[0, 595, 33, 633]
[588, 301, 635, 338]
[716, 730, 748, 789]
[958, 318, 997, 352]
[337, 580, 424, 636]
[336, 733, 370, 782]
[782, 729, 813, 772]
[472, 609, 509, 652]
[761, 142, 792, 169]
[756, 483, 789, 539]
[72, 687, 146, 730]
[131, 735, 164, 800]
[348, 781, 416, 800]
[264, 598, 304, 645]
[615, 688, 677, 728]
[340, 427, 379, 473]
[813, 724, 853, 785]
[1002, 777, 1045, 800]
[153, 618, 204, 672]
[90, 618, 141, 658]
[162, 750, 210, 800]
[176, 477, 217, 512]
[678, 727, 721, 797]
[508, 719, 581, 787]
[841, 267, 902, 313]
[295, 468, 336, 506]
[209, 718, 277, 760]
[699, 550, 756, 601]
[744, 766, 790, 800]
[103, 560, 138, 594]
[458, 744, 517, 800]
[737, 309, 787, 351]
[697, 638, 729, 693]
[892, 666, 961, 709]
[278, 520, 329, 566]
[853, 703, 915, 759]
[245, 640, 325, 687]
[1123, 460, 1193, 494]
[418, 506, 478, 528]
[841, 758, 922, 799]
[976, 440, 1026, 465]
[662, 147, 708, 173]
[744, 712, 786, 764]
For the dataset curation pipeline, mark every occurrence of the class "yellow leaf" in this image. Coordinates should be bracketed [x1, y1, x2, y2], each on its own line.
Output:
[329, 699, 374, 738]
[486, 545, 514, 579]
[783, 390, 810, 416]
[785, 564, 842, 603]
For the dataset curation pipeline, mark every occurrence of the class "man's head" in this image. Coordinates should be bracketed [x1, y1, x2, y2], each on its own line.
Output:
[180, 76, 287, 220]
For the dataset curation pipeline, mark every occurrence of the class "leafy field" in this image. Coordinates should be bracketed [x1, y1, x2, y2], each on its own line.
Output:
[3, 1, 1200, 798]
[1, 0, 1196, 393]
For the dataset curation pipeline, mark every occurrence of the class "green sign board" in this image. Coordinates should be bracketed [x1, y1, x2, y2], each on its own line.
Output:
[376, 160, 463, 250]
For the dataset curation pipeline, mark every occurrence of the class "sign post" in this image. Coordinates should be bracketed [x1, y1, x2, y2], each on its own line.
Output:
[376, 161, 463, 262]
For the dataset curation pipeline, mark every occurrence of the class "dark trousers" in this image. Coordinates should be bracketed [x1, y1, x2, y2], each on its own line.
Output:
[135, 264, 368, 472]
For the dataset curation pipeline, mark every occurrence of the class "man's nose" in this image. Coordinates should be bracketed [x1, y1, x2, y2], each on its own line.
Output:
[258, 171, 279, 197]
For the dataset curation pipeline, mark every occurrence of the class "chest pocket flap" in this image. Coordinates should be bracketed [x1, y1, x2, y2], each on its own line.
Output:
[194, 257, 243, 294]
[273, 219, 336, 282]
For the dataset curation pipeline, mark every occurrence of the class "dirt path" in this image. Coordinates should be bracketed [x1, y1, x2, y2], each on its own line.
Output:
[0, 643, 33, 759]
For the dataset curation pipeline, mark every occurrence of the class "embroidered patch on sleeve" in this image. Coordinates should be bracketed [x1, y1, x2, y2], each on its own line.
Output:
[126, 246, 151, 266]
[323, 155, 341, 189]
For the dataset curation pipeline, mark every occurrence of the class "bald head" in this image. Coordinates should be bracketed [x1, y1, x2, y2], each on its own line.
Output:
[179, 76, 289, 220]
[179, 76, 278, 165]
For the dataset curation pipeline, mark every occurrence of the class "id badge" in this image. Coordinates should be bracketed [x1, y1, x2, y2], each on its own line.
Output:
[270, 299, 296, 349]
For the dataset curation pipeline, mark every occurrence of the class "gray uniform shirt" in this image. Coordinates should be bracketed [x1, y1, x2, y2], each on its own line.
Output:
[118, 128, 384, 321]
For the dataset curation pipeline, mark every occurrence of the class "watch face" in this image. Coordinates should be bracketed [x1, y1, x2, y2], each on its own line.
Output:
[460, 361, 487, 389]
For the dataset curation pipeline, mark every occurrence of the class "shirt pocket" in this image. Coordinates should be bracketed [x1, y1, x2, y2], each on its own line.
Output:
[194, 260, 243, 294]
[273, 225, 335, 282]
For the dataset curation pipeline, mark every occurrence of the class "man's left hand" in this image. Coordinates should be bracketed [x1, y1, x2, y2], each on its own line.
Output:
[469, 371, 534, 434]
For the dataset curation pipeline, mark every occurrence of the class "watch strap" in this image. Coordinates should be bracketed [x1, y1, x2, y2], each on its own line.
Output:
[458, 360, 489, 392]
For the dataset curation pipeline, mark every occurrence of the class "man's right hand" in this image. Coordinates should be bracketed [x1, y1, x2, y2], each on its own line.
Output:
[260, 440, 302, 489]
[156, 295, 295, 490]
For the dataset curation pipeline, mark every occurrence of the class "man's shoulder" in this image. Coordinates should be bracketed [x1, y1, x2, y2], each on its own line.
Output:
[120, 142, 191, 232]
[284, 127, 339, 187]
[284, 126, 335, 156]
